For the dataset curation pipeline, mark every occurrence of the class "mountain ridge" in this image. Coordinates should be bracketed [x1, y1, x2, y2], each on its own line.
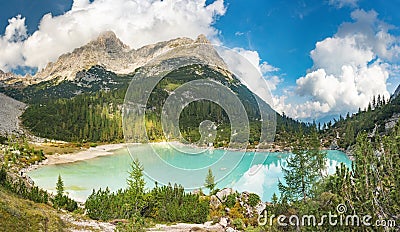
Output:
[0, 32, 224, 86]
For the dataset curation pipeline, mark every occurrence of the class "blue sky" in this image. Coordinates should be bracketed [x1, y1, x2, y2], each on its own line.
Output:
[215, 0, 400, 92]
[0, 0, 400, 121]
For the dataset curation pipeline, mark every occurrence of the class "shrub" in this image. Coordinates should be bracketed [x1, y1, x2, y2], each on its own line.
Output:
[248, 193, 261, 207]
[232, 218, 244, 230]
[90, 143, 98, 147]
[224, 194, 237, 208]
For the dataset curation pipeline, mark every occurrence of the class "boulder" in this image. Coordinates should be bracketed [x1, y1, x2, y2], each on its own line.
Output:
[255, 201, 266, 215]
[216, 188, 234, 202]
[219, 217, 228, 228]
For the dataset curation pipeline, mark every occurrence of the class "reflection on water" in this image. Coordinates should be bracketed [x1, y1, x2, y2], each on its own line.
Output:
[28, 144, 351, 202]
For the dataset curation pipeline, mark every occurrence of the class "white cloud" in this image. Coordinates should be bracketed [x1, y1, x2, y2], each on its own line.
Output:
[216, 47, 281, 108]
[329, 0, 358, 8]
[0, 0, 226, 71]
[235, 31, 244, 36]
[280, 9, 399, 119]
[4, 15, 27, 42]
[232, 48, 282, 91]
[0, 15, 26, 71]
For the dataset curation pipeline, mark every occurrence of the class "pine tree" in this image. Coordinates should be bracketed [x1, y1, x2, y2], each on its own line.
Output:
[56, 174, 64, 197]
[126, 159, 146, 215]
[204, 168, 215, 193]
[54, 174, 66, 209]
[278, 130, 326, 202]
[368, 95, 377, 109]
[377, 94, 381, 107]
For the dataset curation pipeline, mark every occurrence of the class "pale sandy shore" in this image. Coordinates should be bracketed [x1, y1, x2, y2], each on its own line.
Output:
[23, 143, 130, 174]
[43, 143, 127, 165]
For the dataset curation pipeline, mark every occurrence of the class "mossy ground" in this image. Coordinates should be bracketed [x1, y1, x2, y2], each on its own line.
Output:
[0, 186, 65, 231]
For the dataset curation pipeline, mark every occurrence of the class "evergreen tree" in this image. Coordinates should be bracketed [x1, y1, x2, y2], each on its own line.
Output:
[53, 174, 77, 211]
[377, 94, 381, 107]
[56, 174, 64, 197]
[278, 130, 326, 202]
[372, 95, 376, 108]
[204, 168, 215, 193]
[126, 159, 146, 215]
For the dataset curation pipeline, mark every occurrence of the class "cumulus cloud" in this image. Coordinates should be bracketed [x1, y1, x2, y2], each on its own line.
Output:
[216, 47, 281, 107]
[0, 15, 27, 71]
[230, 48, 282, 91]
[0, 0, 226, 71]
[279, 9, 399, 119]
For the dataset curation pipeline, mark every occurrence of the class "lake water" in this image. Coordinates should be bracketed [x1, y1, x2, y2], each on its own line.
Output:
[28, 143, 351, 202]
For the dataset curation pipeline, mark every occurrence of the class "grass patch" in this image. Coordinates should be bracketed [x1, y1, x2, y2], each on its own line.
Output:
[164, 83, 181, 91]
[29, 142, 82, 155]
[0, 186, 65, 231]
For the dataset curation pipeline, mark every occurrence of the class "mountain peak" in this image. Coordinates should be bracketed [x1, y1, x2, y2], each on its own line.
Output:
[86, 31, 129, 52]
[9, 32, 224, 84]
[98, 31, 118, 39]
[195, 34, 210, 44]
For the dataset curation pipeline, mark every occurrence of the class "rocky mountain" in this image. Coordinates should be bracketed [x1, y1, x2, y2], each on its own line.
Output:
[2, 32, 226, 86]
[0, 93, 26, 135]
[0, 70, 19, 86]
[0, 32, 311, 145]
[392, 84, 400, 100]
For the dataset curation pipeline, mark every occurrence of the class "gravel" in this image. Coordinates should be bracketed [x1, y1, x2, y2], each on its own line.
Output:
[0, 93, 26, 136]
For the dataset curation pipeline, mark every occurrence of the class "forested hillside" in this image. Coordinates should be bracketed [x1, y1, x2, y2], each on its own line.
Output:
[18, 64, 310, 146]
[1, 65, 132, 104]
[323, 93, 400, 148]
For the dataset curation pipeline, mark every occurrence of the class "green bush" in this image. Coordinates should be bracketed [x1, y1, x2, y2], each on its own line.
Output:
[90, 143, 98, 147]
[0, 135, 6, 144]
[248, 193, 261, 207]
[232, 218, 244, 230]
[224, 194, 237, 208]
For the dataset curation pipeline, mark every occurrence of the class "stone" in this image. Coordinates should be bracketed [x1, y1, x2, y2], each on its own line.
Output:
[216, 188, 234, 202]
[255, 202, 266, 215]
[203, 221, 213, 227]
[219, 217, 228, 228]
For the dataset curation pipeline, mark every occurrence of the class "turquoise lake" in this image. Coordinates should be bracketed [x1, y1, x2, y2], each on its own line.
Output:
[27, 143, 351, 202]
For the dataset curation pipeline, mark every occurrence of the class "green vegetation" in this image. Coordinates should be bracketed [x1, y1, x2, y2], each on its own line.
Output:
[22, 90, 125, 142]
[321, 128, 399, 230]
[85, 160, 209, 228]
[4, 62, 399, 230]
[0, 137, 77, 216]
[19, 64, 312, 147]
[1, 136, 46, 169]
[323, 94, 400, 148]
[278, 129, 326, 202]
[0, 166, 49, 204]
[247, 193, 261, 207]
[204, 168, 215, 192]
[0, 186, 65, 231]
[0, 166, 77, 213]
[260, 122, 400, 231]
[53, 174, 78, 212]
[1, 65, 131, 104]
